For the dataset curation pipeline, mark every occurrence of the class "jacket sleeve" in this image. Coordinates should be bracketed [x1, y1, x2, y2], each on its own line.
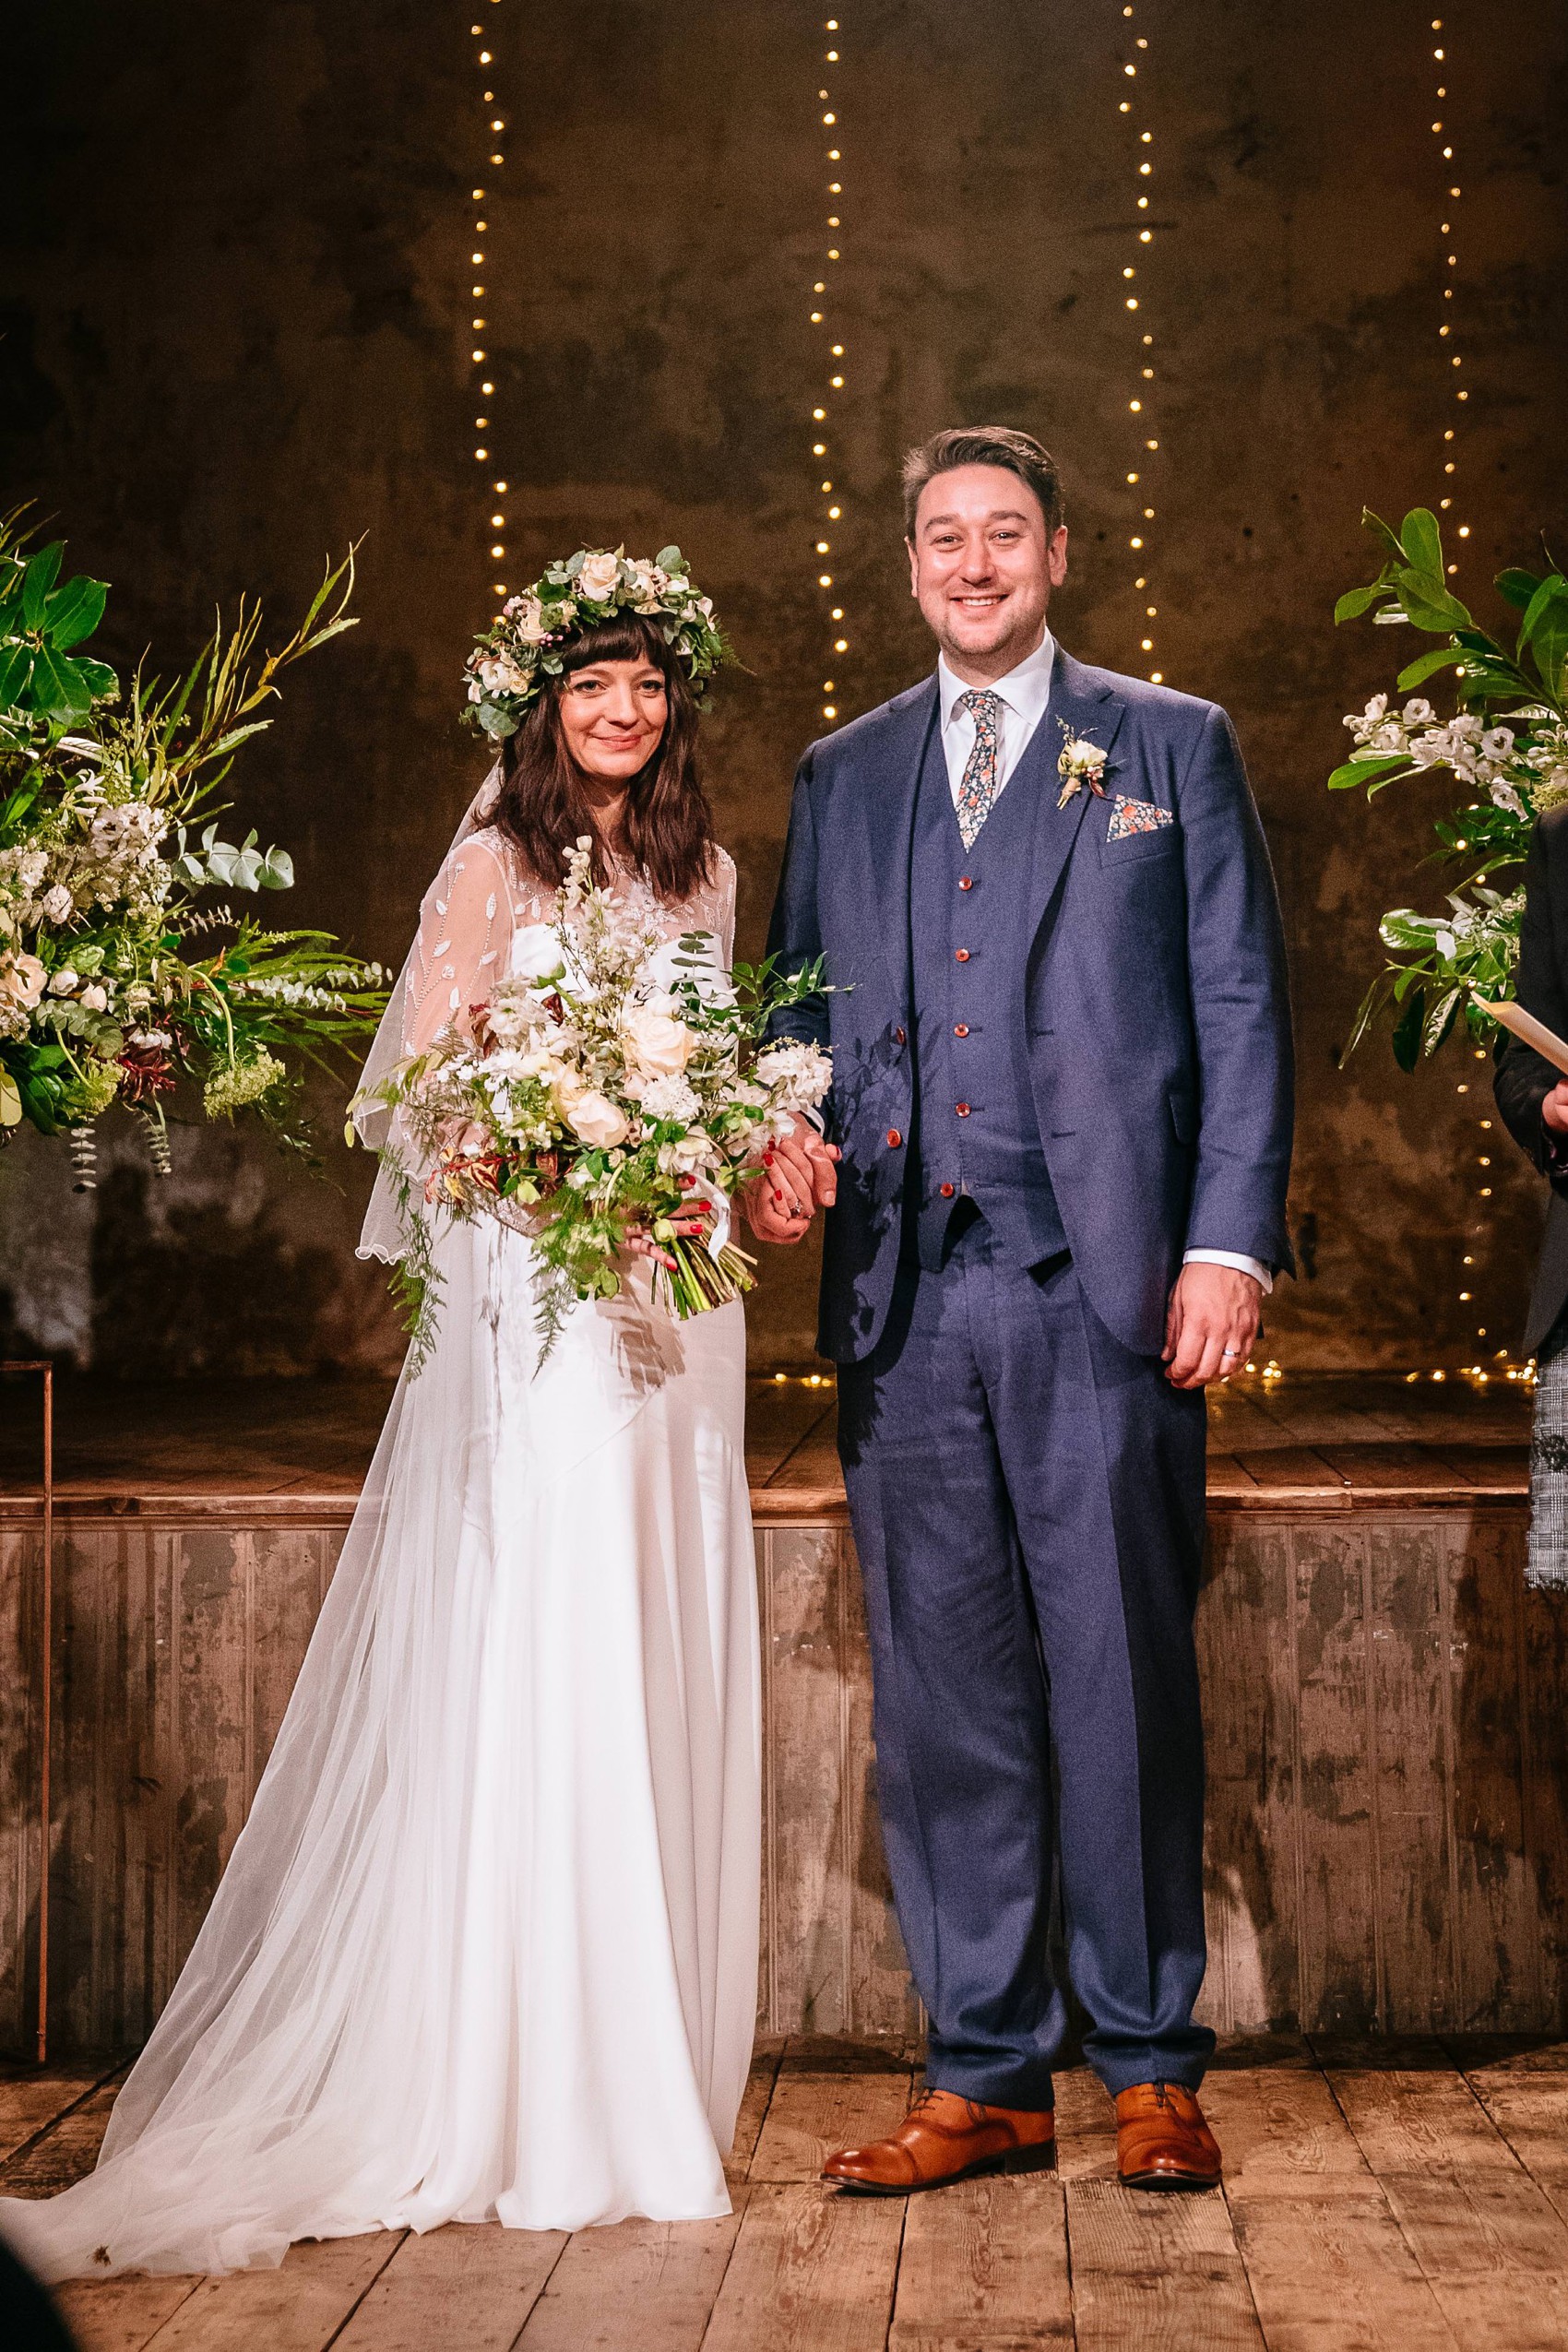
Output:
[1179, 705, 1296, 1271]
[1495, 813, 1568, 1183]
[764, 750, 830, 1052]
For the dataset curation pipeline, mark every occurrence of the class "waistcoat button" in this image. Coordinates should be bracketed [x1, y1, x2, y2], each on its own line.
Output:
[886, 1128, 903, 1148]
[893, 1026, 907, 1045]
[939, 1182, 956, 1198]
[956, 1102, 971, 1117]
[955, 948, 970, 962]
[954, 1023, 969, 1038]
[958, 876, 974, 890]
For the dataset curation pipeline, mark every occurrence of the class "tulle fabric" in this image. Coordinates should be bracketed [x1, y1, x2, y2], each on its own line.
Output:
[1, 843, 759, 2281]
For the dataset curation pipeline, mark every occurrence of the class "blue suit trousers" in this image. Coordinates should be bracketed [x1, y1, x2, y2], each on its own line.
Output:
[837, 1212, 1216, 2107]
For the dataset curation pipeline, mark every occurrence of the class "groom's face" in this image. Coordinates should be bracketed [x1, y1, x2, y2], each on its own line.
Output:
[907, 464, 1068, 672]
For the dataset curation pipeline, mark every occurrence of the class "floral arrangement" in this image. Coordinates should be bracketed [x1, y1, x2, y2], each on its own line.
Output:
[0, 517, 388, 1182]
[1331, 505, 1568, 1066]
[361, 839, 831, 1359]
[1056, 722, 1111, 809]
[463, 546, 727, 740]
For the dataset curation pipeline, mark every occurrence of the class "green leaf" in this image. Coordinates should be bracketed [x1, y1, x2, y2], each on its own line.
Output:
[1392, 988, 1425, 1073]
[1495, 566, 1542, 612]
[1422, 985, 1462, 1058]
[259, 847, 294, 887]
[1391, 568, 1472, 634]
[1326, 753, 1412, 794]
[42, 576, 107, 651]
[19, 541, 64, 629]
[0, 642, 34, 707]
[655, 545, 683, 572]
[1519, 575, 1568, 699]
[1396, 646, 1467, 690]
[1361, 509, 1405, 563]
[70, 656, 117, 700]
[1398, 507, 1446, 581]
[27, 644, 93, 716]
[1335, 584, 1389, 624]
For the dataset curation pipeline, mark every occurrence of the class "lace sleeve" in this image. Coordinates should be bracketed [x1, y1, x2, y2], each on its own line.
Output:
[404, 833, 514, 1054]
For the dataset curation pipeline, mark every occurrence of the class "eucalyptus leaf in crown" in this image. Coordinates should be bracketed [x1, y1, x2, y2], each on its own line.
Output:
[462, 546, 728, 740]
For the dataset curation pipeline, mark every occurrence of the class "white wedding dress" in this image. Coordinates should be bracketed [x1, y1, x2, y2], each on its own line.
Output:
[1, 828, 760, 2279]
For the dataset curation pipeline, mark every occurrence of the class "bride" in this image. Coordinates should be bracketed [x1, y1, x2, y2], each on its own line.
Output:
[2, 553, 811, 2278]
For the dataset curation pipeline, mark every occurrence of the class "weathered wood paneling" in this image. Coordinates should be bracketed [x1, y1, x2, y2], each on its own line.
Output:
[4, 1503, 1568, 2054]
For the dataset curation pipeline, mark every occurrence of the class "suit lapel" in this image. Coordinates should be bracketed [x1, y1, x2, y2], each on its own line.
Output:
[1027, 647, 1128, 942]
[859, 676, 938, 1010]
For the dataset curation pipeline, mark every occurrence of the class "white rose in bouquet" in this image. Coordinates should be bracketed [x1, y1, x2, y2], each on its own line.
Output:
[0, 951, 47, 1009]
[576, 551, 623, 604]
[565, 1088, 629, 1148]
[41, 884, 74, 922]
[622, 1000, 695, 1076]
[511, 924, 567, 984]
[79, 984, 109, 1012]
[48, 967, 79, 996]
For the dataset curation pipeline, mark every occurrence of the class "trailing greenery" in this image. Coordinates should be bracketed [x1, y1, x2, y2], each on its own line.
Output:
[0, 515, 387, 1169]
[1330, 505, 1568, 1068]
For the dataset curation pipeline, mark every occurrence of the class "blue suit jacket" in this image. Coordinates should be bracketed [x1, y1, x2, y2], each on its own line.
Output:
[766, 648, 1296, 1362]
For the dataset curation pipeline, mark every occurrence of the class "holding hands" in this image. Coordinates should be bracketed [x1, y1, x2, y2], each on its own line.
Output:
[742, 1113, 839, 1244]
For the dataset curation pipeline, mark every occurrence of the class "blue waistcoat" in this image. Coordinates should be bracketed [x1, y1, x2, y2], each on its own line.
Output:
[909, 710, 1068, 1272]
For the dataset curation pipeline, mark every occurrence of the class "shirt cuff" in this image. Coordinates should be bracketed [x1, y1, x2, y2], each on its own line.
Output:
[1183, 1248, 1273, 1295]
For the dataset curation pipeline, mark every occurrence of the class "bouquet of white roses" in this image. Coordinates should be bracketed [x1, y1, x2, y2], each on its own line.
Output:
[362, 839, 832, 1358]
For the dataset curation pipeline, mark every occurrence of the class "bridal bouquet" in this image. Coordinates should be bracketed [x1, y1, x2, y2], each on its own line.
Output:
[364, 840, 831, 1356]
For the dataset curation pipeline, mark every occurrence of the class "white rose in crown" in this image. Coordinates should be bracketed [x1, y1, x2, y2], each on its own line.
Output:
[511, 924, 567, 984]
[622, 999, 695, 1077]
[1056, 721, 1110, 811]
[510, 597, 549, 647]
[477, 651, 528, 698]
[564, 1088, 629, 1148]
[576, 551, 623, 604]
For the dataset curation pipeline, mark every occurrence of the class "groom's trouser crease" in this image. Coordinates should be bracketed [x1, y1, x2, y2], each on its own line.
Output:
[837, 1218, 1213, 2108]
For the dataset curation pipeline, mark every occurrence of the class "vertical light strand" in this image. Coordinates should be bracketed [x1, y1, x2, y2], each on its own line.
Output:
[469, 5, 509, 602]
[1431, 18, 1497, 1384]
[1431, 14, 1469, 579]
[811, 17, 848, 724]
[1118, 3, 1161, 684]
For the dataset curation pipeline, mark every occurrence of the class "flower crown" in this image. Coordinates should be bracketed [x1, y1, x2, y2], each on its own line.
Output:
[462, 545, 727, 741]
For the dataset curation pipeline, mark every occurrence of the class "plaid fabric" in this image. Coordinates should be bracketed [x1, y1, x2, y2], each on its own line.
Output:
[955, 690, 1003, 849]
[1107, 793, 1175, 842]
[1528, 1334, 1568, 1589]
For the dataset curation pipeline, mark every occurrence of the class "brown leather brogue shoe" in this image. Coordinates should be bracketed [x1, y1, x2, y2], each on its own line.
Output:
[822, 2086, 1055, 2195]
[1115, 2082, 1222, 2190]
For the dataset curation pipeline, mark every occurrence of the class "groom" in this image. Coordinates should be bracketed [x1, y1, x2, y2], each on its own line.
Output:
[751, 426, 1293, 2192]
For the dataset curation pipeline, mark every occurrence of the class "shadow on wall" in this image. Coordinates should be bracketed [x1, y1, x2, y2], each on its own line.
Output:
[85, 1163, 392, 1378]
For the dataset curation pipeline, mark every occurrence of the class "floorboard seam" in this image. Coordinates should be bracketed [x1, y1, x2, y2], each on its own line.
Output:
[0, 2059, 129, 2180]
[316, 2228, 410, 2352]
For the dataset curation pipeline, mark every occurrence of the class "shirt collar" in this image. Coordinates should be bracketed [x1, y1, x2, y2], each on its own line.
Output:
[938, 625, 1058, 735]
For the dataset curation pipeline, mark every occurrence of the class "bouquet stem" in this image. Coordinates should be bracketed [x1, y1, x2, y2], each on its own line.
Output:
[657, 1235, 758, 1320]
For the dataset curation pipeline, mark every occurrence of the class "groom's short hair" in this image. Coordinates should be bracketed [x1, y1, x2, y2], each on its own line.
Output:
[901, 426, 1063, 540]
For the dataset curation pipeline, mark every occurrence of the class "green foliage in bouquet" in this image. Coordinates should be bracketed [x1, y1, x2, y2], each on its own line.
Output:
[0, 516, 388, 1177]
[1330, 505, 1568, 1069]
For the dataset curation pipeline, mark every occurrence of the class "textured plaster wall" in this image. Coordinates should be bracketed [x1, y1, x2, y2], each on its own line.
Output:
[1, 0, 1565, 1376]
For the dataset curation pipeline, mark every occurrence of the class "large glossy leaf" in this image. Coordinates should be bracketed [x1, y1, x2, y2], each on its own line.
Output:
[1361, 508, 1405, 562]
[1398, 508, 1446, 582]
[28, 644, 93, 716]
[1393, 568, 1472, 634]
[42, 576, 106, 651]
[1326, 753, 1411, 793]
[1422, 985, 1462, 1058]
[71, 656, 117, 700]
[20, 541, 64, 629]
[1519, 575, 1568, 701]
[1496, 567, 1542, 612]
[1335, 583, 1389, 624]
[0, 642, 33, 707]
[1396, 646, 1467, 690]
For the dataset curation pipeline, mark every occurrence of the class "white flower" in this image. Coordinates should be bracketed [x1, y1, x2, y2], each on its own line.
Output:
[1435, 929, 1457, 960]
[576, 551, 622, 604]
[0, 952, 47, 1009]
[476, 650, 528, 697]
[511, 923, 566, 983]
[510, 597, 549, 646]
[622, 1001, 695, 1076]
[78, 983, 109, 1012]
[1490, 781, 1526, 818]
[638, 1073, 700, 1123]
[658, 1132, 713, 1176]
[564, 1088, 629, 1147]
[1401, 698, 1436, 728]
[41, 884, 73, 922]
[48, 967, 79, 996]
[1481, 727, 1516, 761]
[754, 1039, 834, 1112]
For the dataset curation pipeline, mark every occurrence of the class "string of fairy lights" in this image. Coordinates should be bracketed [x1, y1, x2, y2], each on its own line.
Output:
[810, 17, 849, 725]
[1118, 4, 1162, 686]
[469, 3, 509, 605]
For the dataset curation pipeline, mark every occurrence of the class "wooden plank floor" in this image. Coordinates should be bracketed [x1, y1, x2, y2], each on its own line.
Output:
[0, 1370, 1537, 1518]
[10, 2037, 1568, 2349]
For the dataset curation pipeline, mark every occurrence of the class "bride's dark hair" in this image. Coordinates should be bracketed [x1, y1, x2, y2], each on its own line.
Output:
[492, 612, 717, 900]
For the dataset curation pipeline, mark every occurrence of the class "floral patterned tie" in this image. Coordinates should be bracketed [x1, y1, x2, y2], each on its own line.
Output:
[955, 690, 1003, 849]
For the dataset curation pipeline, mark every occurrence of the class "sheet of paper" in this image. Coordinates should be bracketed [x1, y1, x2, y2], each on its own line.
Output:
[1491, 996, 1568, 1077]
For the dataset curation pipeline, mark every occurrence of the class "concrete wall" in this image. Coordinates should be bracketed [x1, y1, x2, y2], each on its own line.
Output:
[3, 0, 1566, 1375]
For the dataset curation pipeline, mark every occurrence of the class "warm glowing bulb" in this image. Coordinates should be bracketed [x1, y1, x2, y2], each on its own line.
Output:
[835, 637, 848, 651]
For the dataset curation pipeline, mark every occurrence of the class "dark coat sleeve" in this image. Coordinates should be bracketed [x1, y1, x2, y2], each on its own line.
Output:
[1494, 809, 1568, 1185]
[764, 749, 830, 1052]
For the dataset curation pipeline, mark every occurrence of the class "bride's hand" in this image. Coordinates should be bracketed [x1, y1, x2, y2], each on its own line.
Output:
[627, 1209, 710, 1274]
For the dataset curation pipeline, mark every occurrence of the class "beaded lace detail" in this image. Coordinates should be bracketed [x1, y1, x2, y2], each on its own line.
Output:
[403, 825, 736, 1056]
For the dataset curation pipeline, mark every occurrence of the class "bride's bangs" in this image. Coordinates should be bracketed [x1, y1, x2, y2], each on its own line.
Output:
[560, 612, 674, 676]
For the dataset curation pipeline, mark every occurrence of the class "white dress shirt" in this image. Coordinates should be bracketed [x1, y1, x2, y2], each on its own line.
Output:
[932, 631, 1272, 1298]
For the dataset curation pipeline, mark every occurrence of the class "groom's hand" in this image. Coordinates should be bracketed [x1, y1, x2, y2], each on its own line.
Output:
[741, 1115, 839, 1245]
[1163, 1262, 1262, 1389]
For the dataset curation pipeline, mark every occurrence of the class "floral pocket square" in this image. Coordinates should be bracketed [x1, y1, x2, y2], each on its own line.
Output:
[1106, 794, 1175, 842]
